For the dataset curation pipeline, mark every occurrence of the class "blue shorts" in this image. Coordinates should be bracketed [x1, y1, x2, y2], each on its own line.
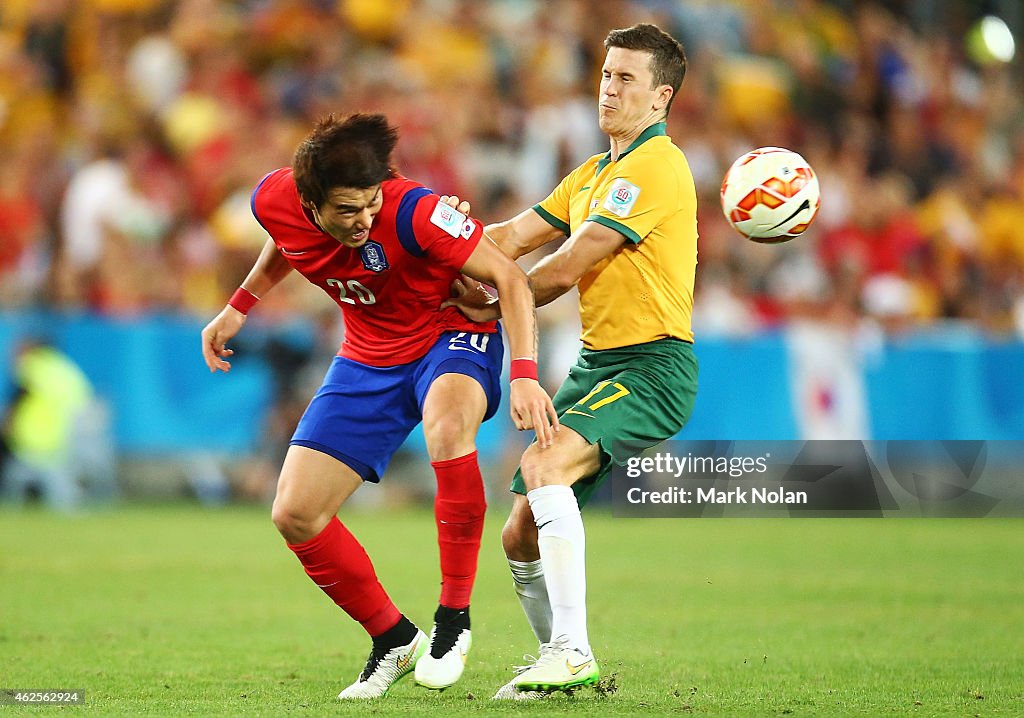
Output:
[290, 329, 504, 482]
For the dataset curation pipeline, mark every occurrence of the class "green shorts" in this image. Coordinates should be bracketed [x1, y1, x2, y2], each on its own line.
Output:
[510, 337, 698, 507]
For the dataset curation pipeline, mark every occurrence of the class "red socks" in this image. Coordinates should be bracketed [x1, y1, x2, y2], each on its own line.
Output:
[432, 451, 486, 609]
[285, 451, 485, 635]
[286, 516, 400, 636]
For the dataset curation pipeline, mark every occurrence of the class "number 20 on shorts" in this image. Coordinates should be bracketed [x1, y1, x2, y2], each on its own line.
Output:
[575, 380, 630, 412]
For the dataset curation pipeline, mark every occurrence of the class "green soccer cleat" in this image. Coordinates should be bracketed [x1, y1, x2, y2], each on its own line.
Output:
[337, 629, 428, 699]
[512, 635, 600, 692]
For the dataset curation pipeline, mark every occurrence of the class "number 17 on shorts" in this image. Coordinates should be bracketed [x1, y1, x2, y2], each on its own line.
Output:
[565, 380, 631, 418]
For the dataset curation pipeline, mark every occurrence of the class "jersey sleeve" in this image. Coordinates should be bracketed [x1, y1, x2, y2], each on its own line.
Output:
[249, 168, 286, 233]
[585, 154, 678, 244]
[409, 193, 485, 270]
[531, 165, 580, 236]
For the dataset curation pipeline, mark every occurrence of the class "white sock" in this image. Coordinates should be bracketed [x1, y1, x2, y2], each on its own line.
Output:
[508, 558, 552, 644]
[526, 485, 590, 655]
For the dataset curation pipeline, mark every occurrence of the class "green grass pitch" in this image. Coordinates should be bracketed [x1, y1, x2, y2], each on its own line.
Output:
[2, 504, 1022, 716]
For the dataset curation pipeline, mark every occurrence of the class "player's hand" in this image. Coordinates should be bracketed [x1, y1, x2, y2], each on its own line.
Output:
[439, 194, 471, 215]
[201, 306, 246, 373]
[440, 276, 502, 322]
[509, 378, 560, 448]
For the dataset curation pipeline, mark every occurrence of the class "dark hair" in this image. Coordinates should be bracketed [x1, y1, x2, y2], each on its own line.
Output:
[292, 113, 398, 208]
[604, 23, 687, 114]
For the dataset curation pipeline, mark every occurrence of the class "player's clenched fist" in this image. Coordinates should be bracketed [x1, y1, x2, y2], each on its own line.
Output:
[201, 306, 246, 373]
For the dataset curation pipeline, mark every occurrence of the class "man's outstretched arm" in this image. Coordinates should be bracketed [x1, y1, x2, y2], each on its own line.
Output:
[444, 220, 626, 319]
[458, 235, 560, 447]
[484, 208, 566, 260]
[201, 238, 293, 373]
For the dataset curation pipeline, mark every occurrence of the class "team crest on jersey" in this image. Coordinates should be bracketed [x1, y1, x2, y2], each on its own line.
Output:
[359, 240, 389, 273]
[603, 178, 641, 218]
[430, 202, 467, 238]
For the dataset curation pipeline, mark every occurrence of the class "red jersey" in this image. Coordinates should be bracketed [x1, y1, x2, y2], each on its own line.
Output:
[251, 168, 497, 366]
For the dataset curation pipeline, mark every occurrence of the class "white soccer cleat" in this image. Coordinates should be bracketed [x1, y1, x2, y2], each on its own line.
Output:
[492, 676, 549, 700]
[337, 629, 427, 699]
[414, 625, 471, 689]
[512, 635, 599, 692]
[492, 647, 554, 700]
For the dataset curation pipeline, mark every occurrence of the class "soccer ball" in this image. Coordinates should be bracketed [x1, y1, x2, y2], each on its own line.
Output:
[720, 147, 820, 243]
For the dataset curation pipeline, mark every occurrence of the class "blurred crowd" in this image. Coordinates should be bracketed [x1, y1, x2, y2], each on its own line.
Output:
[2, 0, 1023, 333]
[0, 0, 1019, 338]
[1, 0, 1022, 504]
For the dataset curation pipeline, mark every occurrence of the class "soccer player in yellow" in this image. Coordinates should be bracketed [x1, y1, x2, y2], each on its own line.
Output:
[444, 23, 698, 697]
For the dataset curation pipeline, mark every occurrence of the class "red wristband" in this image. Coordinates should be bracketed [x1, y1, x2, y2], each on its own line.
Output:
[510, 358, 538, 382]
[228, 287, 260, 315]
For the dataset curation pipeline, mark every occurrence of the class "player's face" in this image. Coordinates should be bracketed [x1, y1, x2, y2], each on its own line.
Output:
[598, 47, 669, 138]
[310, 185, 383, 248]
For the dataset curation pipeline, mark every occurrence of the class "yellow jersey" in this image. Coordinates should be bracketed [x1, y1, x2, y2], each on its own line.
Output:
[533, 122, 698, 350]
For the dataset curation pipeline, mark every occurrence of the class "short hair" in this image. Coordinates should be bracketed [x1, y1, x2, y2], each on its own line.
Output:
[604, 23, 687, 113]
[292, 113, 398, 208]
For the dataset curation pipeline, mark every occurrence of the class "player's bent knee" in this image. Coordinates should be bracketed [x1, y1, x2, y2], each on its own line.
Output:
[422, 415, 477, 462]
[519, 443, 569, 491]
[271, 500, 328, 544]
[518, 444, 543, 489]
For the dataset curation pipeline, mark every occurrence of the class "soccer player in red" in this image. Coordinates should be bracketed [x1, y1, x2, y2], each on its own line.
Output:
[200, 114, 558, 699]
